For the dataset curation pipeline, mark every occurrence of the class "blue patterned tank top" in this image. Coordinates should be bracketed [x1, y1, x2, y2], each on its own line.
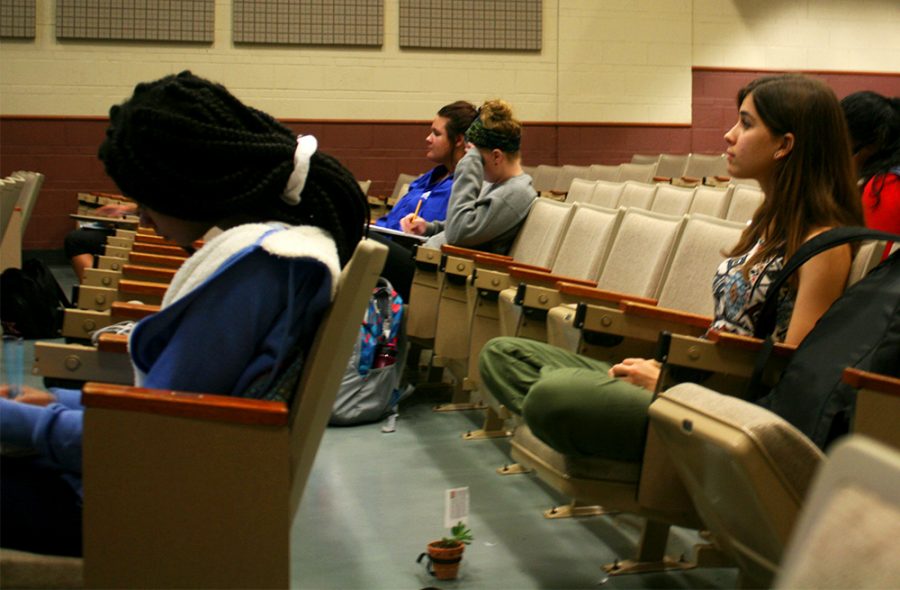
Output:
[710, 240, 795, 342]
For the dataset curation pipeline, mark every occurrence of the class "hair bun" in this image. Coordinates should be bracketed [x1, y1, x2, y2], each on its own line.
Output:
[481, 99, 513, 123]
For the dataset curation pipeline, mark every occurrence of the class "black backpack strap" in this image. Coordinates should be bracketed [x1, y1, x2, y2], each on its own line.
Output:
[753, 227, 900, 340]
[745, 227, 899, 401]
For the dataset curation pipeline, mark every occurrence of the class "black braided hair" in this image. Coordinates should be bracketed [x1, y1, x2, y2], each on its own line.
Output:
[98, 71, 368, 265]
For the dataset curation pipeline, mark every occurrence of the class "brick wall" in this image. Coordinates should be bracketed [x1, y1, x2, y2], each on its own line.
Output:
[691, 68, 900, 154]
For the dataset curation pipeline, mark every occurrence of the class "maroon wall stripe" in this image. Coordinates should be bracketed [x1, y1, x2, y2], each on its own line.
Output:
[2, 68, 897, 250]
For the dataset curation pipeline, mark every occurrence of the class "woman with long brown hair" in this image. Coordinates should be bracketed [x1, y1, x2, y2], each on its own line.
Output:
[478, 74, 863, 462]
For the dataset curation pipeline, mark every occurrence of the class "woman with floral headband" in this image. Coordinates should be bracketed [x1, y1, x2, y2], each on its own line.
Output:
[0, 71, 368, 557]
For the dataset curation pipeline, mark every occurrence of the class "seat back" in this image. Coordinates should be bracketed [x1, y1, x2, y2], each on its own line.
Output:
[656, 214, 745, 315]
[616, 162, 658, 183]
[588, 163, 620, 181]
[10, 171, 44, 228]
[775, 436, 900, 589]
[847, 239, 887, 287]
[651, 183, 695, 216]
[656, 154, 689, 178]
[649, 383, 825, 588]
[564, 178, 597, 203]
[725, 184, 764, 223]
[81, 239, 388, 589]
[357, 179, 372, 195]
[554, 165, 592, 193]
[588, 180, 626, 208]
[630, 153, 659, 165]
[389, 173, 417, 202]
[532, 164, 562, 193]
[507, 199, 575, 268]
[616, 181, 658, 210]
[596, 208, 685, 298]
[684, 153, 728, 179]
[288, 239, 389, 518]
[550, 204, 623, 280]
[0, 178, 24, 239]
[688, 184, 734, 218]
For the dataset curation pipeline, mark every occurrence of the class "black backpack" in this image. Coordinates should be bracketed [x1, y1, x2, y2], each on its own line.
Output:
[751, 227, 900, 449]
[0, 258, 71, 338]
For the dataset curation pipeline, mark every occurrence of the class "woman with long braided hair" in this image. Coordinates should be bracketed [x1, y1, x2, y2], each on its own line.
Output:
[0, 71, 369, 557]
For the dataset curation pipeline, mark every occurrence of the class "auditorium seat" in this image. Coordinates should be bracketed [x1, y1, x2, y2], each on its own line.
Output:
[76, 238, 386, 588]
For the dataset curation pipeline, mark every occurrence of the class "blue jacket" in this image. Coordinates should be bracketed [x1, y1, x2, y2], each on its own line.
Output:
[374, 166, 454, 231]
[0, 224, 339, 484]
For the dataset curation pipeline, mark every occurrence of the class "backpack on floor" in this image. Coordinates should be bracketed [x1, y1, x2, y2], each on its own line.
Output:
[751, 227, 900, 449]
[330, 278, 408, 425]
[0, 258, 72, 338]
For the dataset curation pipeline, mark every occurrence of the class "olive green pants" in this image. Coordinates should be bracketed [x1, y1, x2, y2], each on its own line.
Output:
[478, 337, 652, 462]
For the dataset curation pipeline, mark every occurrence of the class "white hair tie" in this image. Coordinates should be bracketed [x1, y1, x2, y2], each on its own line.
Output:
[282, 134, 318, 206]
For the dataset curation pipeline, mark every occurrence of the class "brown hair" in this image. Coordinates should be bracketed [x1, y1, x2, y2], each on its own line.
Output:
[437, 100, 478, 145]
[727, 75, 863, 279]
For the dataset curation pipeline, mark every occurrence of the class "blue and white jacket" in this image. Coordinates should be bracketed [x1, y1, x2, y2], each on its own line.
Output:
[0, 223, 340, 484]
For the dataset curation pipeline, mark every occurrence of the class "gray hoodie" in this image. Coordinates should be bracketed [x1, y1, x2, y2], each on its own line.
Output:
[424, 147, 537, 255]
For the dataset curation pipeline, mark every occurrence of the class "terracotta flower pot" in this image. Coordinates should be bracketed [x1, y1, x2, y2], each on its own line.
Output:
[420, 540, 465, 580]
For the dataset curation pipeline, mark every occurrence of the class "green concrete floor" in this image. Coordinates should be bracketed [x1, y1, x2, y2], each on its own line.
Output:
[293, 387, 738, 589]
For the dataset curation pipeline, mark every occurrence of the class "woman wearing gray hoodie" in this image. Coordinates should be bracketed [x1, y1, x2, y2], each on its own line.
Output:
[402, 99, 537, 256]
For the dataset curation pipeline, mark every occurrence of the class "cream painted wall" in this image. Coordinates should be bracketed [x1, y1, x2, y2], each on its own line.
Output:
[0, 0, 896, 122]
[692, 0, 900, 72]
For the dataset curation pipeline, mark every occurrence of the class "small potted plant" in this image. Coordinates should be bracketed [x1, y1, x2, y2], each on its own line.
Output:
[417, 521, 473, 580]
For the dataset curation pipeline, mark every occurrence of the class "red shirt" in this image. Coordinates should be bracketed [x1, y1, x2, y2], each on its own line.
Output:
[862, 172, 900, 259]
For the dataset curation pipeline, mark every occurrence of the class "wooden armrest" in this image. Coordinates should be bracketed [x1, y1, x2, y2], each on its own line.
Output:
[117, 279, 168, 297]
[706, 330, 796, 357]
[82, 382, 288, 426]
[843, 367, 900, 396]
[96, 333, 129, 353]
[128, 252, 187, 268]
[680, 175, 701, 184]
[133, 234, 169, 245]
[122, 264, 177, 281]
[549, 189, 567, 196]
[110, 301, 159, 319]
[132, 243, 189, 257]
[653, 176, 672, 183]
[713, 175, 731, 182]
[472, 255, 542, 271]
[557, 281, 658, 306]
[441, 244, 514, 261]
[619, 300, 712, 329]
[508, 266, 595, 287]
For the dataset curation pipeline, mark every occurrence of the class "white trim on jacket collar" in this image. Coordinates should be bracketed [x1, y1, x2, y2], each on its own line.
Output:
[162, 223, 340, 309]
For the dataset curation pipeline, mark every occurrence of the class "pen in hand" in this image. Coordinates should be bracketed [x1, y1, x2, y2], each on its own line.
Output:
[411, 198, 423, 222]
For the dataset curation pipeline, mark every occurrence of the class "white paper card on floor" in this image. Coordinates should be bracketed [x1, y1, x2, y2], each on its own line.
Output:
[444, 486, 469, 528]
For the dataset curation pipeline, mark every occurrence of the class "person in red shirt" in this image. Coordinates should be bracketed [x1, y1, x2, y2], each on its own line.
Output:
[841, 90, 900, 258]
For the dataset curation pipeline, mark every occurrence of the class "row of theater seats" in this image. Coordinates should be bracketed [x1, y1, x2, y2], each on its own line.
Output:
[524, 152, 745, 196]
[402, 176, 897, 585]
[564, 178, 763, 223]
[18, 211, 390, 588]
[0, 171, 44, 272]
